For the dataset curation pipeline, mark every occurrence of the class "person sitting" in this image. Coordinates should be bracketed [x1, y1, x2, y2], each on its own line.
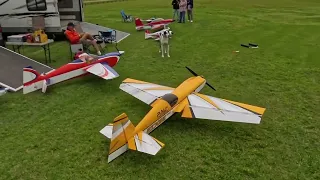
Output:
[65, 22, 102, 55]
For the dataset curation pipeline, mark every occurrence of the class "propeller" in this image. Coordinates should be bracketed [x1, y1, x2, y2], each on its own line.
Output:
[185, 66, 216, 91]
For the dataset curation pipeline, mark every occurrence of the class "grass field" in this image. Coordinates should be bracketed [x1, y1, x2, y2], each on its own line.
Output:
[1, 0, 320, 179]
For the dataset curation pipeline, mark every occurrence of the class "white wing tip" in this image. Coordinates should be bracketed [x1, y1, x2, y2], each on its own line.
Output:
[100, 125, 113, 139]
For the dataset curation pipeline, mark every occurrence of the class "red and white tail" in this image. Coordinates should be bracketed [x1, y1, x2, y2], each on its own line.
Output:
[145, 30, 151, 39]
[135, 18, 144, 27]
[23, 66, 47, 94]
[23, 66, 40, 84]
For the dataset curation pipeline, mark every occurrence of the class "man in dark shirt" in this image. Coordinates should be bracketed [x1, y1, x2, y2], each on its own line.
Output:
[187, 0, 194, 22]
[172, 0, 180, 21]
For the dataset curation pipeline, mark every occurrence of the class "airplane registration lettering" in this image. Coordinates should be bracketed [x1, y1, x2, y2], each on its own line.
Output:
[157, 107, 169, 118]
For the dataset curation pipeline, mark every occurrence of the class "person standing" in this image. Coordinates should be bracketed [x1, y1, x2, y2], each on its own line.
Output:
[187, 0, 193, 22]
[172, 0, 180, 21]
[178, 0, 187, 23]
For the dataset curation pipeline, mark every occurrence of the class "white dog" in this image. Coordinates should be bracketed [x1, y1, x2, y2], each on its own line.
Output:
[159, 30, 172, 58]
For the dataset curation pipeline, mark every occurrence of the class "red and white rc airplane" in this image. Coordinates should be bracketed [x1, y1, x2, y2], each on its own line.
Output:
[135, 18, 174, 31]
[23, 51, 124, 94]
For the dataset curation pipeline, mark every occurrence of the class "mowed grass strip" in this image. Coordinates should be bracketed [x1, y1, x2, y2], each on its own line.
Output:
[0, 0, 319, 179]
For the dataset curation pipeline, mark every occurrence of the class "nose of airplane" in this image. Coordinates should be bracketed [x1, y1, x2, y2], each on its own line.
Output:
[119, 51, 125, 55]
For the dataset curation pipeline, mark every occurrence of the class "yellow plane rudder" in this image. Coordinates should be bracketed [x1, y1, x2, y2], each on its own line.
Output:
[107, 113, 166, 162]
[108, 113, 136, 163]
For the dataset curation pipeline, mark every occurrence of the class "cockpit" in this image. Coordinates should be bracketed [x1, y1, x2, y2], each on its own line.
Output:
[162, 93, 178, 107]
[72, 53, 99, 63]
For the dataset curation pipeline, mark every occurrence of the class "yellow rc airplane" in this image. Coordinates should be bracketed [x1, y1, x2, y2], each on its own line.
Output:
[100, 67, 266, 162]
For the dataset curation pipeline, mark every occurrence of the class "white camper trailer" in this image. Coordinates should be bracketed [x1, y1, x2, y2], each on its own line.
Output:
[0, 0, 84, 35]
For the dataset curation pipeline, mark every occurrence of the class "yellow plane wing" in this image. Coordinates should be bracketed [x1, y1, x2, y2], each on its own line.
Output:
[119, 78, 175, 106]
[179, 93, 266, 124]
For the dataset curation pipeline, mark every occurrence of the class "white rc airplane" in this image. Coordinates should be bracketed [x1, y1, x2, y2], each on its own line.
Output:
[145, 28, 173, 41]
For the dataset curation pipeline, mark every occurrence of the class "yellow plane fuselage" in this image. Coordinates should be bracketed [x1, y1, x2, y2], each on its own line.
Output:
[135, 76, 206, 134]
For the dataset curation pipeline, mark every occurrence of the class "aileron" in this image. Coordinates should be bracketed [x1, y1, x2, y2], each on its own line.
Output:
[182, 93, 265, 124]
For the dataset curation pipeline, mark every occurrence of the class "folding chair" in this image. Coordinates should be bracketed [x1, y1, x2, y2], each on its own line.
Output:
[121, 10, 132, 22]
[98, 30, 116, 43]
[65, 31, 90, 59]
[98, 30, 119, 52]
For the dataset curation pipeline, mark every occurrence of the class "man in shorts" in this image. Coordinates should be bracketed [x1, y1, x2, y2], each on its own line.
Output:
[65, 22, 102, 55]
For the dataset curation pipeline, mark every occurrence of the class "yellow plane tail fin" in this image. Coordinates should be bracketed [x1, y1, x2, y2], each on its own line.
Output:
[106, 113, 165, 163]
[107, 113, 135, 163]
